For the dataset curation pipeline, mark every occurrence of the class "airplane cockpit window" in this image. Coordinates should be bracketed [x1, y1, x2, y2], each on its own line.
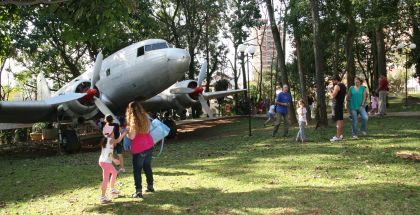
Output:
[137, 46, 145, 57]
[144, 42, 168, 52]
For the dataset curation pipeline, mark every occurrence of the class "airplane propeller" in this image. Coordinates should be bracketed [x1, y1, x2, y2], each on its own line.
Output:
[170, 61, 214, 118]
[41, 52, 119, 124]
[87, 52, 119, 123]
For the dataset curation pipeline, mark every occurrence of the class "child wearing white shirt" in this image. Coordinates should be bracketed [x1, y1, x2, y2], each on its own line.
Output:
[264, 104, 276, 127]
[296, 100, 308, 143]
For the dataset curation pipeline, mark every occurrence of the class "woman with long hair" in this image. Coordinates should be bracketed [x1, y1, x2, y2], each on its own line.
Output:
[125, 101, 154, 198]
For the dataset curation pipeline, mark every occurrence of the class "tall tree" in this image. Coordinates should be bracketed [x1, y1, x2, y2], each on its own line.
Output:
[265, 0, 298, 124]
[0, 5, 19, 100]
[224, 0, 261, 113]
[343, 0, 356, 87]
[288, 0, 311, 120]
[309, 0, 328, 126]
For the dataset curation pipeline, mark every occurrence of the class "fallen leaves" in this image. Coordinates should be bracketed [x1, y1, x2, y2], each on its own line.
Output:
[395, 151, 420, 161]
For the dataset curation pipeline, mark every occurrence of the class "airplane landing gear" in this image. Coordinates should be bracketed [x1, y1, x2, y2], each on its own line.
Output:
[162, 111, 177, 138]
[163, 119, 177, 138]
[61, 129, 81, 153]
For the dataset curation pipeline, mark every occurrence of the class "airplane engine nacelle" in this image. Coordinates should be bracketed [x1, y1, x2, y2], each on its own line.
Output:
[57, 80, 99, 121]
[172, 80, 200, 108]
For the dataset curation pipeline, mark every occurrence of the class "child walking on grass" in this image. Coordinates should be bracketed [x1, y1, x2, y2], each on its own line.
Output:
[296, 99, 308, 143]
[264, 103, 276, 127]
[98, 119, 127, 204]
[369, 92, 378, 116]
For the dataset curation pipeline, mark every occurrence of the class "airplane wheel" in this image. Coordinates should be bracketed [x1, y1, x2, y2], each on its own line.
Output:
[61, 130, 81, 153]
[163, 119, 177, 138]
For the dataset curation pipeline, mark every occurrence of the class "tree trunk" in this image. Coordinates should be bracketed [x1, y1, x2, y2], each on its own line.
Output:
[205, 21, 210, 92]
[345, 14, 356, 87]
[241, 52, 247, 98]
[295, 33, 311, 121]
[265, 0, 297, 124]
[233, 47, 239, 114]
[270, 50, 275, 101]
[259, 38, 263, 101]
[368, 32, 379, 91]
[333, 27, 340, 76]
[310, 0, 328, 127]
[375, 26, 387, 76]
[409, 4, 420, 79]
[188, 45, 196, 80]
[0, 57, 5, 101]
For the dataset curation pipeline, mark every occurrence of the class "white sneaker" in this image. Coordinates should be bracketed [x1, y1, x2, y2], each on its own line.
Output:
[360, 131, 367, 136]
[119, 168, 126, 173]
[352, 135, 358, 139]
[111, 188, 120, 195]
[330, 136, 343, 142]
[100, 195, 111, 204]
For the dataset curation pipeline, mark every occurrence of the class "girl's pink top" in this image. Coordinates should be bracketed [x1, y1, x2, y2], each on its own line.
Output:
[131, 133, 154, 154]
[371, 97, 378, 108]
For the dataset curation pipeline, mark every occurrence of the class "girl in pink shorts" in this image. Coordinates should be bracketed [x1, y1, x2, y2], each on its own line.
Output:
[98, 123, 127, 204]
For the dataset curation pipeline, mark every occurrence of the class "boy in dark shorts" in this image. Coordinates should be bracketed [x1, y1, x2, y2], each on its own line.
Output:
[329, 75, 346, 142]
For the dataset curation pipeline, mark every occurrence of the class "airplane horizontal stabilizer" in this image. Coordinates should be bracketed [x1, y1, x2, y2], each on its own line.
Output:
[202, 89, 246, 100]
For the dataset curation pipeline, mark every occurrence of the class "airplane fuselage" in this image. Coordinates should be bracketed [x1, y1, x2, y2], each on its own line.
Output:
[0, 39, 190, 123]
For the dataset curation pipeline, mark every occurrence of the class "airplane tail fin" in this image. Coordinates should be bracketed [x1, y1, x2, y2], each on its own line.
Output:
[36, 72, 51, 100]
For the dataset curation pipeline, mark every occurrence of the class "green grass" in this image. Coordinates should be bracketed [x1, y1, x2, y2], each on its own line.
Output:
[1, 116, 419, 214]
[387, 93, 420, 112]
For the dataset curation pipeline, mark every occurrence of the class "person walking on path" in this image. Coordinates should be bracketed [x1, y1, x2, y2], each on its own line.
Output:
[125, 101, 155, 199]
[295, 99, 308, 143]
[272, 84, 292, 137]
[347, 77, 368, 138]
[377, 74, 389, 116]
[329, 75, 346, 142]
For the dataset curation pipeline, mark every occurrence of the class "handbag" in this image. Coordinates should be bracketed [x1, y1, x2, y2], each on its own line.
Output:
[149, 118, 170, 144]
[148, 116, 170, 157]
[123, 116, 171, 157]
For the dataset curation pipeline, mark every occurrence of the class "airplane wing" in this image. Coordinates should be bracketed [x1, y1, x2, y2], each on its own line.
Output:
[202, 89, 246, 100]
[0, 123, 33, 130]
[0, 93, 86, 123]
[0, 101, 58, 123]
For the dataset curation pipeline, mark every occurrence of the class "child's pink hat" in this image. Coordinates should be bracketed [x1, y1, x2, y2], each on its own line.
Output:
[102, 124, 114, 137]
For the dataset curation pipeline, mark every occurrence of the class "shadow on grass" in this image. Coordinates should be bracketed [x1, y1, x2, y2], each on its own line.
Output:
[156, 117, 420, 181]
[1, 116, 418, 210]
[86, 183, 419, 215]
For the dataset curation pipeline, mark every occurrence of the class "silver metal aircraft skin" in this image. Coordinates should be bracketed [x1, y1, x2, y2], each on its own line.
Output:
[0, 39, 190, 124]
[0, 39, 245, 127]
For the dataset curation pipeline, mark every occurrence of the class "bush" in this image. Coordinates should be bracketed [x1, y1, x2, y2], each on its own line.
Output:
[0, 130, 14, 144]
[15, 128, 29, 142]
[32, 122, 47, 133]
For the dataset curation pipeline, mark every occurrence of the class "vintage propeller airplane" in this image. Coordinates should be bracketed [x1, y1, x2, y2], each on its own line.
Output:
[0, 39, 245, 152]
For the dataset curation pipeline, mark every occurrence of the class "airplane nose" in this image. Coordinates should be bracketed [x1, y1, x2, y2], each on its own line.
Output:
[167, 48, 190, 61]
[167, 48, 191, 75]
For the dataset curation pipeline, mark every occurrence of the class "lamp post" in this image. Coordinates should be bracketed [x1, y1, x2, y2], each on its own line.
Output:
[239, 44, 256, 136]
[397, 42, 416, 106]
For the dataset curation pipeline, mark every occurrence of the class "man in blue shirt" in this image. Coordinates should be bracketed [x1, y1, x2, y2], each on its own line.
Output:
[273, 84, 292, 137]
